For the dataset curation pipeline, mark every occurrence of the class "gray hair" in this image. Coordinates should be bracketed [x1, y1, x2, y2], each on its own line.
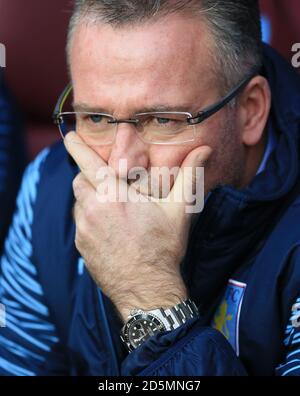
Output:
[67, 0, 262, 93]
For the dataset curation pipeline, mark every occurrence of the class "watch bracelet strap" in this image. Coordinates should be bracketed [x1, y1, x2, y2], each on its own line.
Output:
[120, 299, 199, 352]
[155, 298, 199, 331]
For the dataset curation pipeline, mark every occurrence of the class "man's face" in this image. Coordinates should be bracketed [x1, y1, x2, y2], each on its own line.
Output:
[70, 13, 244, 196]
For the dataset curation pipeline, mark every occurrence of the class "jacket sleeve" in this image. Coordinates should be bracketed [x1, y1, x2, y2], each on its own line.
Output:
[276, 296, 300, 376]
[0, 149, 67, 376]
[0, 75, 25, 248]
[121, 316, 247, 376]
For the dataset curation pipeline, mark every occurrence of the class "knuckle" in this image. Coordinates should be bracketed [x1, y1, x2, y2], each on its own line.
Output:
[84, 202, 97, 223]
[73, 174, 82, 191]
[74, 222, 87, 248]
[74, 233, 82, 251]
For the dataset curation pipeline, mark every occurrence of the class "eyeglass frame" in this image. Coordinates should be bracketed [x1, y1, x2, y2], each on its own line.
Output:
[53, 68, 260, 145]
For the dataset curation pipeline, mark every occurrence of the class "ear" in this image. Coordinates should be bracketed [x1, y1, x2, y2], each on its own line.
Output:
[237, 76, 271, 147]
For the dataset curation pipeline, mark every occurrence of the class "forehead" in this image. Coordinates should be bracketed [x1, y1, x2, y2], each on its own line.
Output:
[70, 13, 216, 112]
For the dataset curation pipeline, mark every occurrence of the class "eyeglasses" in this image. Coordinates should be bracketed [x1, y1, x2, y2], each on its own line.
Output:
[53, 69, 259, 146]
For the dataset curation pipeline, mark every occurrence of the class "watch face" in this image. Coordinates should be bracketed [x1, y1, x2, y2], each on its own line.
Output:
[125, 313, 165, 350]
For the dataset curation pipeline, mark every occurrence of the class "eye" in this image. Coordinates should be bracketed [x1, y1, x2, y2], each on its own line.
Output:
[89, 114, 103, 123]
[156, 117, 171, 124]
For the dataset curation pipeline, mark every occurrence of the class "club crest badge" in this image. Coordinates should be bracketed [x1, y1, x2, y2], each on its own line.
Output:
[212, 279, 247, 356]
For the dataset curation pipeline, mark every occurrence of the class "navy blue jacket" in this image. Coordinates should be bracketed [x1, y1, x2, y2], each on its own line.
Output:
[0, 45, 300, 376]
[0, 73, 25, 250]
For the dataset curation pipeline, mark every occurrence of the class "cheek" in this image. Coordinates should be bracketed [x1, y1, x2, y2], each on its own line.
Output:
[147, 144, 199, 169]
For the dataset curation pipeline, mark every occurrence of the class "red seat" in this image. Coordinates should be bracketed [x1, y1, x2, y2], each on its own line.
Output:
[0, 0, 71, 159]
[260, 0, 300, 62]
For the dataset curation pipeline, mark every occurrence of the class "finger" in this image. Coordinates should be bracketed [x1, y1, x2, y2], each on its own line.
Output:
[166, 145, 212, 216]
[73, 173, 89, 200]
[73, 200, 80, 222]
[73, 201, 87, 235]
[64, 132, 107, 189]
[73, 172, 97, 209]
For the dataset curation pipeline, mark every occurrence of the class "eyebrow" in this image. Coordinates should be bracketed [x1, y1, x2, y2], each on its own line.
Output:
[73, 103, 111, 114]
[72, 102, 195, 114]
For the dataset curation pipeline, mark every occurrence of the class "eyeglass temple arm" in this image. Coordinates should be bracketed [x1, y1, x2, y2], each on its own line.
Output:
[53, 83, 73, 123]
[188, 69, 260, 125]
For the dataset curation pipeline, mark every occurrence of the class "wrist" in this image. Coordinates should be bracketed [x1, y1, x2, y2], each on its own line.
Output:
[108, 271, 187, 322]
[117, 291, 188, 322]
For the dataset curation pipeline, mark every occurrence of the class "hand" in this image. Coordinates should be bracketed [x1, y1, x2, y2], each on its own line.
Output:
[65, 133, 212, 321]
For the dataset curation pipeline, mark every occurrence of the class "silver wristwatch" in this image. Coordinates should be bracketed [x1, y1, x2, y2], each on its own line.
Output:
[120, 299, 199, 352]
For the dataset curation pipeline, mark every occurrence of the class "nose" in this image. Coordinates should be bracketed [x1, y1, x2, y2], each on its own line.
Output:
[108, 123, 149, 179]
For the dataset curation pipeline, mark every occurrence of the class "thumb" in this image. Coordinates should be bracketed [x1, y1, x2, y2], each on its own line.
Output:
[167, 145, 212, 217]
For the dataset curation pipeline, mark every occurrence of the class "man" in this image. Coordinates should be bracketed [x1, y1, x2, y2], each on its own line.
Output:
[0, 0, 300, 376]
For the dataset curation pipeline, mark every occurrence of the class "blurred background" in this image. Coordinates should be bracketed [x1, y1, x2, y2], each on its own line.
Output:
[0, 0, 72, 160]
[0, 0, 299, 249]
[0, 0, 299, 160]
